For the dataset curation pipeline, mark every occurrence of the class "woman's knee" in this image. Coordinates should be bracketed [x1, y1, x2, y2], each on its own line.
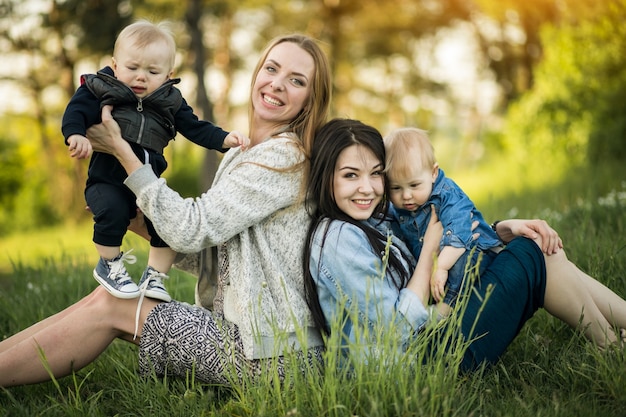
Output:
[542, 246, 569, 271]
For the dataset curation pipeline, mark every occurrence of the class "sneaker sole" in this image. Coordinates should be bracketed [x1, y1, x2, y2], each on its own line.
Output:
[144, 289, 172, 302]
[93, 270, 140, 299]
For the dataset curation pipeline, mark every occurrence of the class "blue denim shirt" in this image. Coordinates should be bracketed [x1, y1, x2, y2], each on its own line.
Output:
[309, 217, 429, 357]
[390, 168, 501, 259]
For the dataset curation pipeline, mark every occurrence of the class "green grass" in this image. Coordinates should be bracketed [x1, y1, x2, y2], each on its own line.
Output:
[1, 163, 625, 416]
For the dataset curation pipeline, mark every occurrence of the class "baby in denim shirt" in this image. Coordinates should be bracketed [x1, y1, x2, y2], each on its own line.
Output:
[384, 128, 502, 319]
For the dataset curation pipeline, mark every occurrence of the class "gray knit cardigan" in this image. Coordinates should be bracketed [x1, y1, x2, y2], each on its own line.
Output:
[124, 133, 323, 359]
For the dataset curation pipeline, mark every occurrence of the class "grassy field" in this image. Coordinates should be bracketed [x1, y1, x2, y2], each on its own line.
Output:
[0, 163, 625, 416]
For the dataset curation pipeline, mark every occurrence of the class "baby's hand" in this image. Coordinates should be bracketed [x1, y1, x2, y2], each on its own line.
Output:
[430, 268, 449, 303]
[67, 134, 93, 159]
[223, 131, 250, 149]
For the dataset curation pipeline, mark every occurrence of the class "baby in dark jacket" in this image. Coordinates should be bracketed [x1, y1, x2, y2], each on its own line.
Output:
[62, 20, 248, 302]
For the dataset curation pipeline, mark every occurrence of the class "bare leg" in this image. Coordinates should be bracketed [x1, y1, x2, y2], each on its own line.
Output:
[0, 287, 160, 387]
[578, 268, 626, 331]
[541, 244, 626, 347]
[147, 246, 177, 274]
[0, 290, 100, 354]
[95, 243, 122, 260]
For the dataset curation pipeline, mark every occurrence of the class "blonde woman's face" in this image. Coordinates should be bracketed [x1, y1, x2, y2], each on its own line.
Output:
[251, 42, 314, 126]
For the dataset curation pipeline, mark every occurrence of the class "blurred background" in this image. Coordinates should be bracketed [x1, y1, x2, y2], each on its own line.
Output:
[0, 0, 624, 248]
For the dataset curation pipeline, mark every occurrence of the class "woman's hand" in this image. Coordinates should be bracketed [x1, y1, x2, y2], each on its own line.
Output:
[407, 207, 479, 305]
[128, 209, 151, 241]
[86, 105, 144, 175]
[86, 105, 124, 155]
[495, 219, 563, 254]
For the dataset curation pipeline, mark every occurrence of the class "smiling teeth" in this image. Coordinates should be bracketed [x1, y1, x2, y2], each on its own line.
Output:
[263, 95, 282, 106]
[354, 200, 371, 205]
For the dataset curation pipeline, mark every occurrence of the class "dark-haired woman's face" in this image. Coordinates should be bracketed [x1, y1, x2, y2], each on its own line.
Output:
[333, 144, 384, 220]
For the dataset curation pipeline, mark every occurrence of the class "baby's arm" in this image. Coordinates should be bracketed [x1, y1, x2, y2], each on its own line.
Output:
[67, 134, 93, 159]
[223, 131, 250, 149]
[431, 245, 465, 302]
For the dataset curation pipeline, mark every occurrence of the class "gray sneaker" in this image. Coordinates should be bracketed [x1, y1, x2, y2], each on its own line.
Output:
[93, 250, 140, 299]
[138, 266, 171, 302]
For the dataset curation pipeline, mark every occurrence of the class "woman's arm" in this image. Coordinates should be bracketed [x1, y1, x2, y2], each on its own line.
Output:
[406, 205, 442, 303]
[126, 137, 304, 253]
[431, 245, 465, 302]
[406, 206, 481, 303]
[493, 219, 563, 255]
[86, 105, 144, 176]
[312, 221, 429, 333]
[88, 106, 304, 253]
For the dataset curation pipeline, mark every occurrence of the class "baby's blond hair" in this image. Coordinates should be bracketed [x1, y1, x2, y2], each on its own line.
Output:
[114, 20, 176, 70]
[383, 127, 436, 179]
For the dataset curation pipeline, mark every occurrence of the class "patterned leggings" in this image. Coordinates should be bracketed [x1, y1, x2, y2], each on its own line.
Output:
[139, 301, 324, 384]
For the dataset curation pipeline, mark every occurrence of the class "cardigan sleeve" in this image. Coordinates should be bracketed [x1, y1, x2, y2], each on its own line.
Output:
[125, 135, 304, 253]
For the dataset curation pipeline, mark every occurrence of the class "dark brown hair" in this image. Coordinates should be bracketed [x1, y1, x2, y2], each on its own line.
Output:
[303, 118, 413, 334]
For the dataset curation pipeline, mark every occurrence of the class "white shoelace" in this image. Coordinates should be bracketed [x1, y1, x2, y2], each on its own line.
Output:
[133, 268, 169, 340]
[109, 250, 137, 282]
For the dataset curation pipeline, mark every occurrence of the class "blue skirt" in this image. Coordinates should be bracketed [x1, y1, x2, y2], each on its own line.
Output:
[459, 237, 546, 371]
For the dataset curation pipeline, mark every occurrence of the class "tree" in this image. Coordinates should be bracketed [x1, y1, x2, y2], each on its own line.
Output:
[471, 0, 561, 105]
[503, 0, 626, 167]
[0, 0, 136, 229]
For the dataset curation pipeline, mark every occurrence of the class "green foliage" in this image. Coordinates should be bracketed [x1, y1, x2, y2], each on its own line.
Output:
[0, 112, 207, 234]
[0, 121, 66, 234]
[0, 138, 24, 210]
[5, 0, 625, 237]
[162, 143, 209, 198]
[44, 0, 134, 57]
[503, 0, 626, 165]
[9, 176, 62, 231]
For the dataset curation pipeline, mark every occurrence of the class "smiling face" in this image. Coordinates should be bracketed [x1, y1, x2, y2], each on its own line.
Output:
[332, 144, 385, 221]
[251, 41, 315, 134]
[388, 163, 438, 211]
[112, 39, 173, 98]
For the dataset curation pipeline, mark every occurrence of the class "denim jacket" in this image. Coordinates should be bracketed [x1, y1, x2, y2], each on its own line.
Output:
[309, 217, 429, 356]
[390, 168, 501, 259]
